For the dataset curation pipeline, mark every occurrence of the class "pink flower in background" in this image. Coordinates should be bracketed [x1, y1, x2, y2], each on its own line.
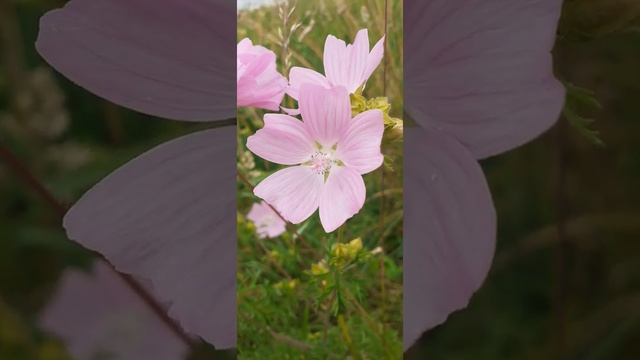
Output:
[287, 29, 385, 100]
[247, 84, 383, 233]
[247, 201, 286, 238]
[237, 38, 287, 111]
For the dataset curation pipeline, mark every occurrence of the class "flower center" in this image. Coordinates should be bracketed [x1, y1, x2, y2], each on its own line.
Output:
[308, 151, 334, 175]
[303, 144, 344, 180]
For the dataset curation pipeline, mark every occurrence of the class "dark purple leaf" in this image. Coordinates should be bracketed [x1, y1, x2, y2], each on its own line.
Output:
[36, 0, 235, 122]
[404, 126, 496, 349]
[63, 128, 236, 349]
[405, 0, 565, 158]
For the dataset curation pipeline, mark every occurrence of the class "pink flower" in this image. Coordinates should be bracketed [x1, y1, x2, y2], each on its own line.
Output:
[247, 84, 384, 233]
[247, 201, 286, 238]
[237, 38, 287, 111]
[287, 29, 385, 100]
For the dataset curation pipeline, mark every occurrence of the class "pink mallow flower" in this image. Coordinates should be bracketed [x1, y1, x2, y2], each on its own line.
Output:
[247, 84, 384, 233]
[237, 38, 287, 111]
[247, 201, 286, 238]
[286, 29, 385, 100]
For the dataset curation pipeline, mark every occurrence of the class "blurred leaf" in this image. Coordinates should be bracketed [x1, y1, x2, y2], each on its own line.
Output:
[560, 0, 640, 40]
[563, 82, 605, 146]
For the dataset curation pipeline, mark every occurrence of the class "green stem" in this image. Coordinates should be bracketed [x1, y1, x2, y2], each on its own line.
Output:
[338, 314, 362, 360]
[337, 225, 345, 244]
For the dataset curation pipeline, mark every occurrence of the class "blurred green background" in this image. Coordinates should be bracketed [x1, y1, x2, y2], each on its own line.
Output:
[0, 0, 639, 359]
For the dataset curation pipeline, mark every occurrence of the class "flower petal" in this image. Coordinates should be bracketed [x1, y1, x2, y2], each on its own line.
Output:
[237, 39, 287, 111]
[247, 201, 286, 239]
[40, 262, 188, 359]
[318, 166, 366, 233]
[404, 126, 496, 350]
[344, 29, 370, 92]
[299, 84, 351, 147]
[247, 114, 315, 165]
[63, 128, 236, 349]
[36, 0, 235, 122]
[287, 67, 331, 100]
[247, 202, 269, 225]
[363, 35, 385, 84]
[281, 106, 301, 116]
[404, 0, 565, 158]
[337, 109, 384, 175]
[323, 29, 370, 93]
[254, 166, 323, 224]
[323, 34, 348, 88]
[266, 222, 286, 238]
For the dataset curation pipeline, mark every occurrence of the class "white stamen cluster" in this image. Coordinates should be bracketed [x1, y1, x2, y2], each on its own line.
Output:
[308, 151, 334, 175]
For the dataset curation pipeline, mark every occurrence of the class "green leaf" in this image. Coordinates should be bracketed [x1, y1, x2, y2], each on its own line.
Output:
[563, 82, 605, 146]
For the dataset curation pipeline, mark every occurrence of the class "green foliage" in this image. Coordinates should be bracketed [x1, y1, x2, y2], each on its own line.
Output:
[559, 0, 640, 40]
[237, 210, 402, 359]
[563, 82, 604, 146]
